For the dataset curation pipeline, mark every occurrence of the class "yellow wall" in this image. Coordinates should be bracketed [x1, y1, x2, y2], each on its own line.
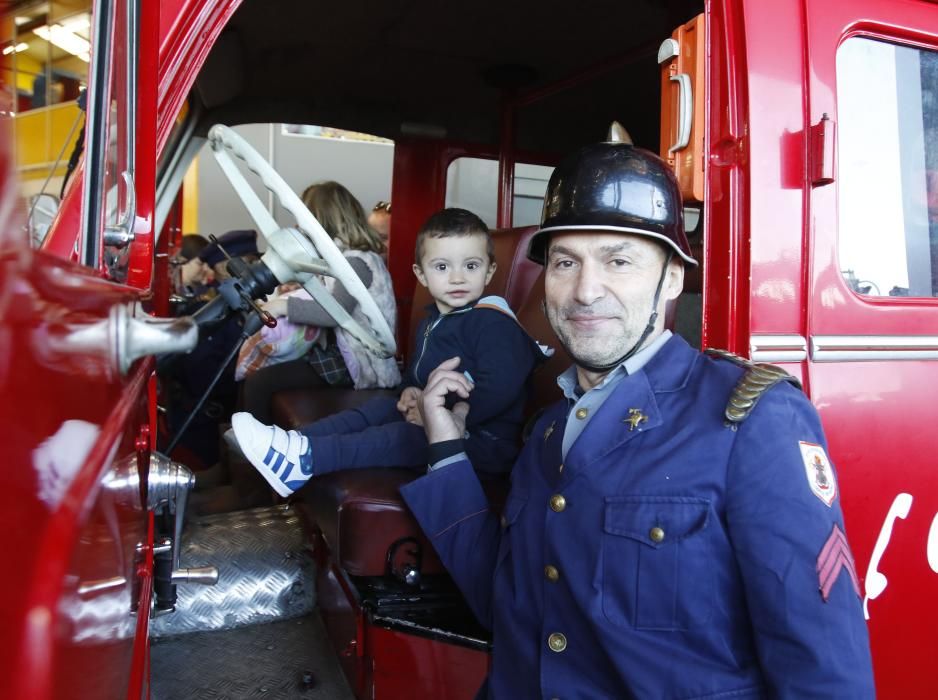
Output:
[182, 156, 200, 234]
[12, 54, 43, 94]
[15, 100, 83, 181]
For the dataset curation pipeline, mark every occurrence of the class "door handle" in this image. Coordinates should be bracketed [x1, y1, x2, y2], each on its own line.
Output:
[103, 170, 137, 248]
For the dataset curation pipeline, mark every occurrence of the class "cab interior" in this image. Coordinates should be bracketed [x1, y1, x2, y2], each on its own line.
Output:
[153, 0, 707, 696]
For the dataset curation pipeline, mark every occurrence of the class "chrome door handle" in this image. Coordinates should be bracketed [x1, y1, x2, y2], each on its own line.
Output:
[103, 170, 137, 247]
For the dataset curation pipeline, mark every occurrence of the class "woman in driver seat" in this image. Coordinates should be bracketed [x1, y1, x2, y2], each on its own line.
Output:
[239, 180, 400, 422]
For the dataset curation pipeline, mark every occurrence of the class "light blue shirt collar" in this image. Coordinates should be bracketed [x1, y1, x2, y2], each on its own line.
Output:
[556, 330, 672, 460]
[556, 330, 672, 400]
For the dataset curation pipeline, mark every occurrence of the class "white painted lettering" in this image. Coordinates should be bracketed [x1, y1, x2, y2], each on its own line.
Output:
[927, 512, 938, 574]
[863, 493, 913, 620]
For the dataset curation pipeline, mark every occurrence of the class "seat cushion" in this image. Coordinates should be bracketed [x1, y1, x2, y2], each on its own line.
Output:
[303, 468, 508, 577]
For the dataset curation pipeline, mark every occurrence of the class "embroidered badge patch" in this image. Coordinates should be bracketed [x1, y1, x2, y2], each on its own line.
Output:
[817, 524, 860, 602]
[799, 441, 837, 507]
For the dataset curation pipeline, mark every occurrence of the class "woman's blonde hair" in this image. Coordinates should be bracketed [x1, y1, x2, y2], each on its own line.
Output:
[301, 181, 385, 254]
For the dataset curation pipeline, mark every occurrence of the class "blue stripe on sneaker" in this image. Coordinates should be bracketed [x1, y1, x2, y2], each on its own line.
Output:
[270, 450, 285, 474]
[264, 445, 277, 467]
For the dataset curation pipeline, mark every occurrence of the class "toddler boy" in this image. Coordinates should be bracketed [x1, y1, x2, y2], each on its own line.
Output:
[231, 208, 546, 496]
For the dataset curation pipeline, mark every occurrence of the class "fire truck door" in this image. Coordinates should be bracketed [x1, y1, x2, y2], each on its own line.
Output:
[803, 1, 938, 697]
[0, 1, 163, 699]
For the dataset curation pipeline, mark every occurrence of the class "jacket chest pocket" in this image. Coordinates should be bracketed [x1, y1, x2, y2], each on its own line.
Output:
[602, 496, 713, 631]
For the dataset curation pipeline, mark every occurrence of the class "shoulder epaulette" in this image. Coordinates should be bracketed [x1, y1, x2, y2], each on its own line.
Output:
[705, 348, 803, 428]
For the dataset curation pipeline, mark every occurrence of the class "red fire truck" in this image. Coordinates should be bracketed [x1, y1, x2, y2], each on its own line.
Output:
[2, 0, 937, 697]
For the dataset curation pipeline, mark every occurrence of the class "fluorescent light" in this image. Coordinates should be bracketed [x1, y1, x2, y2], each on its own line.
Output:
[33, 24, 90, 62]
[2, 43, 29, 56]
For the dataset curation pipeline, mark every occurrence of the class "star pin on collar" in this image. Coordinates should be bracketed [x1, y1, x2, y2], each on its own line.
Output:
[624, 408, 648, 431]
[543, 421, 556, 442]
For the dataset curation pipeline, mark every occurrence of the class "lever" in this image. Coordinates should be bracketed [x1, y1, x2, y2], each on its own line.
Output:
[148, 454, 219, 612]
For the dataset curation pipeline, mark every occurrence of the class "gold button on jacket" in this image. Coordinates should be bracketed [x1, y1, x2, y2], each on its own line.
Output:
[544, 565, 560, 582]
[575, 407, 589, 419]
[548, 633, 567, 652]
[550, 494, 566, 512]
[650, 526, 665, 543]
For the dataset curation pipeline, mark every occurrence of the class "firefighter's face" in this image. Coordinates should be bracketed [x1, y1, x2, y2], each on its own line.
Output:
[544, 232, 683, 378]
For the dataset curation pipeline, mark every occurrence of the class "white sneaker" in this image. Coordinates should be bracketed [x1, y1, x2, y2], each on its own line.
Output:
[231, 412, 313, 497]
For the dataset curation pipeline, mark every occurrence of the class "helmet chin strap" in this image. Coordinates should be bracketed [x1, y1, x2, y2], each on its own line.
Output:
[574, 250, 675, 375]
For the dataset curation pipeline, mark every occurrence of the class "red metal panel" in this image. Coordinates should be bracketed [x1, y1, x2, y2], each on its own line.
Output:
[366, 625, 488, 700]
[156, 0, 244, 154]
[125, 0, 161, 290]
[738, 0, 809, 347]
[704, 0, 752, 353]
[0, 248, 151, 699]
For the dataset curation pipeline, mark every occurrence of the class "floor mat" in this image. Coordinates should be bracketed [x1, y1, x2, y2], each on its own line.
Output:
[151, 613, 354, 700]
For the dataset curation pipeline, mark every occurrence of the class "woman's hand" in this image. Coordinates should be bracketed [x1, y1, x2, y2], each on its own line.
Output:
[261, 297, 289, 318]
[418, 357, 472, 443]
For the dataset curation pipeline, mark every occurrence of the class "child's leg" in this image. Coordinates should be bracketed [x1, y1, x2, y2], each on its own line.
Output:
[311, 420, 429, 474]
[231, 410, 428, 497]
[298, 395, 400, 438]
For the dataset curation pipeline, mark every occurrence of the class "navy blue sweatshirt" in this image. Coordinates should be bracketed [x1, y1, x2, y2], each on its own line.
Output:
[401, 295, 546, 447]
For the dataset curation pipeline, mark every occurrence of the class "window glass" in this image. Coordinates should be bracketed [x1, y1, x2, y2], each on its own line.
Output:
[837, 37, 938, 297]
[100, 0, 136, 281]
[513, 163, 554, 227]
[444, 157, 554, 228]
[4, 3, 90, 241]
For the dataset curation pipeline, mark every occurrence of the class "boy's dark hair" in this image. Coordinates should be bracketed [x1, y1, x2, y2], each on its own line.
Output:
[414, 208, 494, 265]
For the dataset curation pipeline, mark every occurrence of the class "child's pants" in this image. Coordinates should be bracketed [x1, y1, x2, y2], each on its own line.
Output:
[297, 396, 518, 475]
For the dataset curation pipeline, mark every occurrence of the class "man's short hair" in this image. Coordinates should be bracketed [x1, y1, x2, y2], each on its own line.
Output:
[415, 208, 494, 265]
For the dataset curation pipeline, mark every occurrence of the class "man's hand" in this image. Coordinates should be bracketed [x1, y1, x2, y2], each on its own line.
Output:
[397, 386, 424, 426]
[418, 357, 472, 444]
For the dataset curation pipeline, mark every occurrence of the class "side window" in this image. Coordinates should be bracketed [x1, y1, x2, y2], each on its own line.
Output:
[837, 37, 938, 298]
[81, 0, 137, 280]
[444, 157, 554, 228]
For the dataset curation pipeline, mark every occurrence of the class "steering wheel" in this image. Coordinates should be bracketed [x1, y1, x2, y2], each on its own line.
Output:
[207, 124, 396, 358]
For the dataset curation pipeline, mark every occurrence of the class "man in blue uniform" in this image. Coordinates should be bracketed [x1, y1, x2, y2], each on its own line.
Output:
[399, 124, 876, 698]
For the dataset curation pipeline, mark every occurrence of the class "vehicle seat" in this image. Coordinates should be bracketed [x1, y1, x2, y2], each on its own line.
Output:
[274, 226, 540, 578]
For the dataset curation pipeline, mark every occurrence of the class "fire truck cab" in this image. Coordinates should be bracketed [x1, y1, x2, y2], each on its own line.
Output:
[2, 0, 938, 697]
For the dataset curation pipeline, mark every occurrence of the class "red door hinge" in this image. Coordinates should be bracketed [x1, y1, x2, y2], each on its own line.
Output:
[810, 113, 835, 187]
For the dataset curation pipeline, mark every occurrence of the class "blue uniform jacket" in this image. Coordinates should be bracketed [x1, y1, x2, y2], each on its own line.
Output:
[401, 335, 875, 699]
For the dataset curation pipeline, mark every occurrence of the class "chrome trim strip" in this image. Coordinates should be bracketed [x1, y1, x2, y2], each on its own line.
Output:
[750, 335, 808, 363]
[811, 335, 938, 362]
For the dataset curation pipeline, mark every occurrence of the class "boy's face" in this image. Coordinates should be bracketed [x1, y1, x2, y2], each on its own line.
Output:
[413, 233, 496, 313]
